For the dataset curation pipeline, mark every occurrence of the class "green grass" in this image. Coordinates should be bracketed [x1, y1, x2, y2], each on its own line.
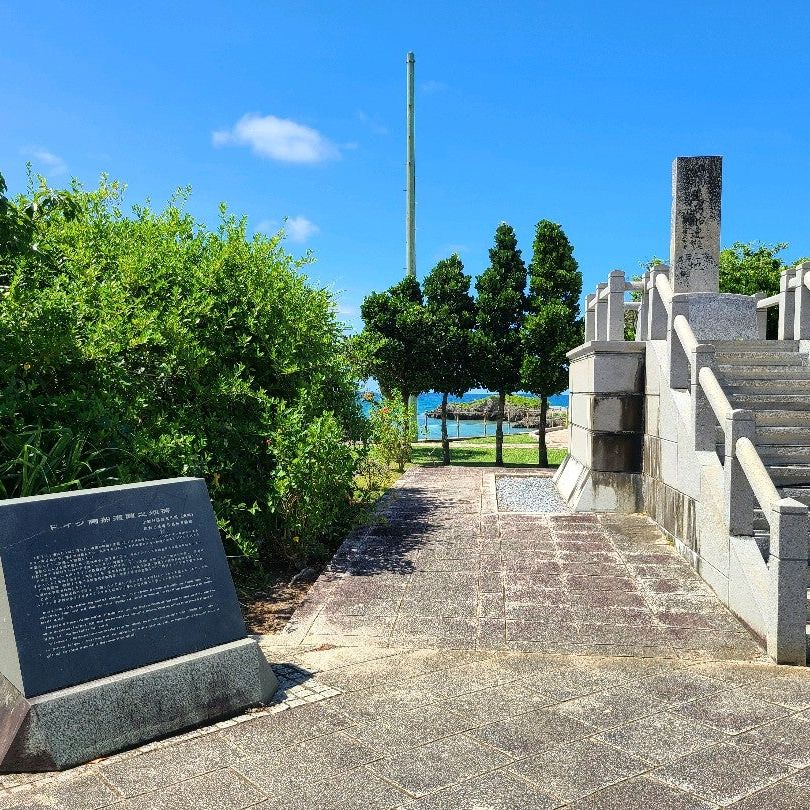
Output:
[411, 444, 567, 467]
[462, 432, 540, 445]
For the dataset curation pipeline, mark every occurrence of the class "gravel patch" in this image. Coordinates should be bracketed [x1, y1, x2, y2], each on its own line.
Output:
[496, 476, 571, 513]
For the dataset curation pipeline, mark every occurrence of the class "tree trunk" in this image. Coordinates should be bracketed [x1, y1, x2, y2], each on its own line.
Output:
[440, 392, 450, 465]
[538, 395, 549, 467]
[495, 390, 505, 466]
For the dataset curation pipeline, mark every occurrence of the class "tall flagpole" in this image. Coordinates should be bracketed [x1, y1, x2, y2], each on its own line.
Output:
[406, 51, 416, 278]
[406, 52, 418, 434]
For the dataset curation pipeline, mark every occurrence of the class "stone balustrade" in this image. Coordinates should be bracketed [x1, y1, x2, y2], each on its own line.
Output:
[559, 155, 809, 664]
[755, 261, 810, 340]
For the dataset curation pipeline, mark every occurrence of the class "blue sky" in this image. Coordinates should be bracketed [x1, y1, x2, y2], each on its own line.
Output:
[2, 1, 810, 330]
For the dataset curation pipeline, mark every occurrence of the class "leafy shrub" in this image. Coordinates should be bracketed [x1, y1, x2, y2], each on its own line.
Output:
[263, 400, 358, 566]
[0, 173, 364, 577]
[0, 426, 118, 499]
[368, 397, 412, 472]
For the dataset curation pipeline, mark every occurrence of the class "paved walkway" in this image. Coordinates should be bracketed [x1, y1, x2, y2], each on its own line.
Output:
[3, 466, 810, 809]
[278, 467, 764, 659]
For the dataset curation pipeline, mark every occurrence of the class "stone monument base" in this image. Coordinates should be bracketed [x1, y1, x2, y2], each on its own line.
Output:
[677, 292, 757, 341]
[0, 638, 277, 772]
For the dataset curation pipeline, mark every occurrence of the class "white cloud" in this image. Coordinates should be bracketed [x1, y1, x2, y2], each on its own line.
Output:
[21, 147, 67, 177]
[213, 114, 340, 163]
[337, 303, 358, 317]
[285, 215, 319, 243]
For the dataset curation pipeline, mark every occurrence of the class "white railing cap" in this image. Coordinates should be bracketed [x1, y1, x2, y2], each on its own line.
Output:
[775, 497, 809, 514]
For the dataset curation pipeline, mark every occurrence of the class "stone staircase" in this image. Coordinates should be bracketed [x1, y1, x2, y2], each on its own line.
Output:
[712, 340, 810, 629]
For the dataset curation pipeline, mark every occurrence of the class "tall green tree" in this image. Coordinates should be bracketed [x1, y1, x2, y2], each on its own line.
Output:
[423, 254, 476, 464]
[357, 275, 433, 413]
[473, 223, 526, 466]
[719, 241, 788, 297]
[521, 220, 582, 466]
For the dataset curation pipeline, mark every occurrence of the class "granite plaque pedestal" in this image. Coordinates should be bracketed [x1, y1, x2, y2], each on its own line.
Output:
[0, 478, 277, 771]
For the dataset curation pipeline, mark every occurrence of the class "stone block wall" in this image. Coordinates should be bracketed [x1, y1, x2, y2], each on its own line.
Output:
[554, 341, 645, 512]
[640, 340, 701, 552]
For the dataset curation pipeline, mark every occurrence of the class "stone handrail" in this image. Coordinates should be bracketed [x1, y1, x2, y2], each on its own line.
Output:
[584, 269, 639, 342]
[756, 293, 780, 309]
[698, 365, 732, 424]
[673, 314, 697, 355]
[752, 260, 810, 340]
[736, 436, 781, 514]
[655, 272, 673, 313]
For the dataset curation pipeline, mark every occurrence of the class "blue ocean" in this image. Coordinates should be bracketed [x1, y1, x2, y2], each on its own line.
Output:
[360, 389, 569, 441]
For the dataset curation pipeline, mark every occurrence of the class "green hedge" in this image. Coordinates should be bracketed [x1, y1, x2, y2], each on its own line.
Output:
[0, 176, 365, 576]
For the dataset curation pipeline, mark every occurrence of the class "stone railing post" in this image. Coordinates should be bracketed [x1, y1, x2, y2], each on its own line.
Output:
[594, 283, 608, 341]
[767, 497, 809, 664]
[584, 293, 596, 342]
[636, 270, 649, 341]
[724, 409, 755, 536]
[793, 262, 810, 340]
[692, 344, 717, 451]
[778, 266, 797, 340]
[607, 270, 626, 340]
[668, 295, 690, 389]
[648, 265, 669, 339]
[752, 292, 768, 339]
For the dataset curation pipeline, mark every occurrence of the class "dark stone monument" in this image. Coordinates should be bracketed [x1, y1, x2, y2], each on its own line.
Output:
[0, 478, 277, 771]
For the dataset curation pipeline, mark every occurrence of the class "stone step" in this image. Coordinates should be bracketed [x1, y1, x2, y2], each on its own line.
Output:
[711, 340, 799, 352]
[717, 365, 810, 380]
[715, 352, 807, 366]
[726, 379, 810, 394]
[768, 465, 810, 486]
[760, 446, 810, 464]
[781, 486, 810, 505]
[756, 426, 810, 445]
[730, 395, 810, 411]
[754, 411, 810, 427]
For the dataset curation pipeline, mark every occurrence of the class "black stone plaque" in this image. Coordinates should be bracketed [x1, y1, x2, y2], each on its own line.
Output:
[0, 478, 247, 697]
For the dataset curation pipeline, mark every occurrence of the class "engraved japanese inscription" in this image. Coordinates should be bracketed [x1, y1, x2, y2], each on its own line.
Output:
[0, 478, 246, 697]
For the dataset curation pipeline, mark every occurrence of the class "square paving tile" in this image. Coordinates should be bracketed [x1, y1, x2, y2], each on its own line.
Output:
[630, 670, 728, 706]
[554, 686, 664, 730]
[594, 711, 726, 764]
[672, 689, 790, 734]
[732, 714, 810, 768]
[100, 733, 238, 796]
[107, 769, 265, 810]
[467, 705, 596, 757]
[440, 681, 556, 724]
[567, 775, 713, 809]
[346, 704, 473, 753]
[232, 731, 380, 797]
[508, 738, 649, 802]
[261, 765, 408, 810]
[653, 741, 794, 805]
[723, 780, 810, 809]
[403, 769, 559, 809]
[368, 733, 510, 796]
[0, 772, 121, 810]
